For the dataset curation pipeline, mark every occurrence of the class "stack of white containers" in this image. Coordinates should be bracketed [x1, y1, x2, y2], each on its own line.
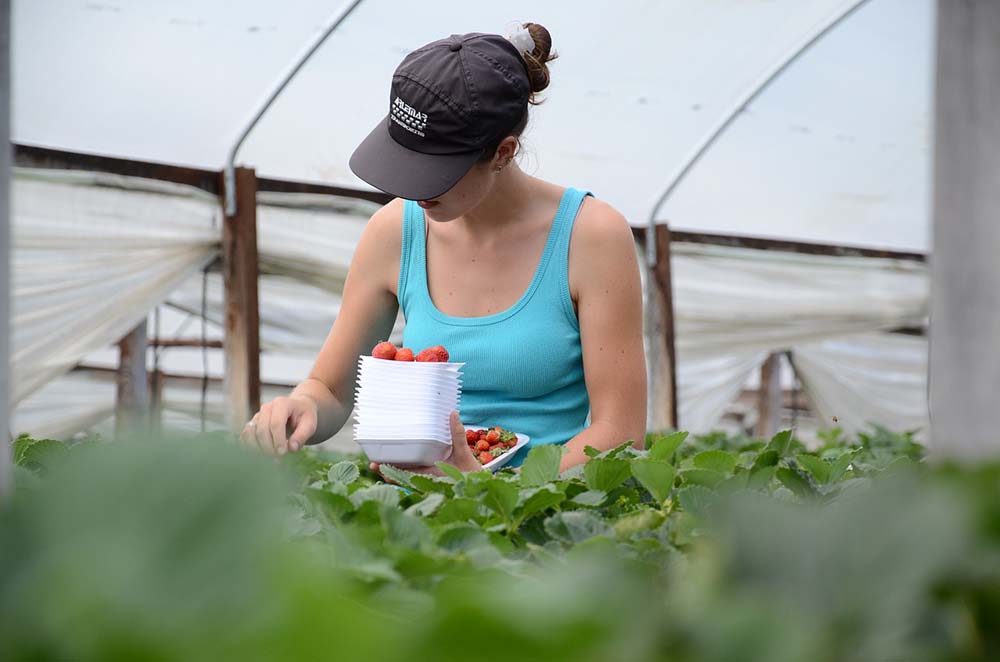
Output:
[353, 355, 464, 466]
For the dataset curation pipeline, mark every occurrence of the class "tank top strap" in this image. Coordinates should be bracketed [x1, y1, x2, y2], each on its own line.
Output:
[397, 199, 427, 311]
[541, 187, 592, 327]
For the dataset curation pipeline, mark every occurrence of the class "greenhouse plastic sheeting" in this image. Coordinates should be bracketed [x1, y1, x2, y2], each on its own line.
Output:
[793, 332, 929, 441]
[12, 169, 219, 403]
[671, 242, 928, 432]
[15, 0, 932, 251]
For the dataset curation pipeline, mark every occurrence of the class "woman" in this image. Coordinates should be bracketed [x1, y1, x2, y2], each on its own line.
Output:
[242, 23, 646, 474]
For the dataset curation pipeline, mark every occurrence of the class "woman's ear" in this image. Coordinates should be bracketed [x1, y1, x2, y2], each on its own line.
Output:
[492, 136, 520, 168]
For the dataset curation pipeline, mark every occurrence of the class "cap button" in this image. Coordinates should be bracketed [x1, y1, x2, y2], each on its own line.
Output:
[449, 41, 462, 52]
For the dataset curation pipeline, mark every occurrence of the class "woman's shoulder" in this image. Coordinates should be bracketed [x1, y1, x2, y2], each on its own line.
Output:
[365, 197, 406, 240]
[573, 193, 633, 247]
[352, 198, 407, 294]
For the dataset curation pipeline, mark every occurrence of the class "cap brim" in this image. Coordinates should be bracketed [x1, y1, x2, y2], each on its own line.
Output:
[349, 116, 483, 201]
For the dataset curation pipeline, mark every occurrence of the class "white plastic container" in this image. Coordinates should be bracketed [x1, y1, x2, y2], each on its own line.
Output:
[355, 437, 452, 467]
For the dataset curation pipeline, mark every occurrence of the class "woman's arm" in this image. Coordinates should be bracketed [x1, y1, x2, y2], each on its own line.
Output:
[560, 198, 647, 472]
[244, 200, 404, 454]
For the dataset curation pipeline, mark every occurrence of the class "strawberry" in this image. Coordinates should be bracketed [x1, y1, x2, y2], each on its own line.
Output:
[429, 345, 449, 362]
[371, 341, 397, 360]
[415, 347, 444, 362]
[478, 452, 494, 464]
[465, 429, 478, 444]
[486, 430, 500, 444]
[394, 348, 415, 361]
[475, 440, 490, 452]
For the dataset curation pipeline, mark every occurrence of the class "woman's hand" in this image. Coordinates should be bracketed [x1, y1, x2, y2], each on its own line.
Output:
[370, 411, 482, 478]
[240, 396, 319, 456]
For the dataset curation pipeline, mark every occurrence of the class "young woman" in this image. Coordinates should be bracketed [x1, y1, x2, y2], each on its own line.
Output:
[241, 23, 646, 474]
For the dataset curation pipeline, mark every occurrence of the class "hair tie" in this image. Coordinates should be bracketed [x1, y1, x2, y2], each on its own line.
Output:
[505, 22, 535, 55]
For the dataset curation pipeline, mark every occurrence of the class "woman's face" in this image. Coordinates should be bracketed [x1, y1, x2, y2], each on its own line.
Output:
[416, 137, 517, 222]
[417, 160, 494, 222]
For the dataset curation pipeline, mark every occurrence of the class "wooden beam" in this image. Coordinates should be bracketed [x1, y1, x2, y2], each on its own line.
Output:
[14, 143, 391, 205]
[645, 224, 679, 430]
[115, 320, 149, 437]
[929, 0, 1000, 459]
[15, 143, 221, 193]
[755, 353, 782, 439]
[220, 167, 261, 430]
[148, 338, 224, 349]
[632, 226, 926, 263]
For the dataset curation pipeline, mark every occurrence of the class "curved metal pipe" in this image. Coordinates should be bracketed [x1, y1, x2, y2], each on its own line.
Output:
[224, 0, 367, 216]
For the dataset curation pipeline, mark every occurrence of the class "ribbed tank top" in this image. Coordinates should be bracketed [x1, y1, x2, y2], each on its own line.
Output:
[397, 188, 592, 467]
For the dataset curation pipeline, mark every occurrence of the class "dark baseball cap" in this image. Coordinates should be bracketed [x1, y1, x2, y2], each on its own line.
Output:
[349, 32, 531, 201]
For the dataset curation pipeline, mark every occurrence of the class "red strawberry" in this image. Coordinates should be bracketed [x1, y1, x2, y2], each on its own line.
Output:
[429, 345, 449, 362]
[371, 341, 397, 360]
[475, 440, 490, 452]
[394, 348, 415, 361]
[478, 452, 494, 464]
[486, 430, 500, 444]
[415, 347, 444, 362]
[465, 429, 478, 444]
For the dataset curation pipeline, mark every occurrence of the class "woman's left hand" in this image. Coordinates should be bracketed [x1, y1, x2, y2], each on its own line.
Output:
[370, 410, 483, 479]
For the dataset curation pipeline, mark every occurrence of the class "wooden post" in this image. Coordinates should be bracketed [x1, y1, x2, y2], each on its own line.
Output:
[929, 0, 1000, 459]
[755, 353, 782, 439]
[220, 167, 261, 430]
[0, 0, 11, 498]
[115, 320, 149, 437]
[647, 224, 679, 430]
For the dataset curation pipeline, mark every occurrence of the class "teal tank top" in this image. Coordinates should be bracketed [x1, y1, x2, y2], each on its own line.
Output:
[397, 188, 592, 466]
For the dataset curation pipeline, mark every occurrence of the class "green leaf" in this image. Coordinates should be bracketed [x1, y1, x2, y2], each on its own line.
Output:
[410, 474, 454, 496]
[377, 464, 415, 490]
[766, 429, 794, 456]
[751, 449, 780, 472]
[584, 458, 632, 492]
[583, 445, 601, 458]
[692, 450, 737, 475]
[795, 454, 831, 484]
[405, 492, 445, 518]
[308, 488, 355, 520]
[543, 511, 613, 543]
[677, 485, 716, 518]
[433, 497, 482, 524]
[482, 479, 519, 524]
[630, 459, 676, 504]
[647, 431, 688, 461]
[515, 485, 566, 520]
[570, 490, 608, 507]
[12, 437, 69, 471]
[601, 440, 639, 460]
[828, 450, 857, 483]
[349, 484, 401, 509]
[776, 466, 817, 499]
[679, 468, 725, 488]
[381, 507, 431, 549]
[435, 462, 465, 482]
[520, 444, 564, 487]
[327, 461, 360, 485]
[436, 524, 492, 553]
[613, 510, 665, 539]
[746, 466, 777, 490]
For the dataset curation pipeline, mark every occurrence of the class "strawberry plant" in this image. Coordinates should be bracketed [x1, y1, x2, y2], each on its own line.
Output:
[3, 426, 1000, 662]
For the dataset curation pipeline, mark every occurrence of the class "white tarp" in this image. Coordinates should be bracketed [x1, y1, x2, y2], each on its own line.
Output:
[671, 242, 928, 432]
[794, 332, 929, 440]
[14, 0, 932, 248]
[11, 169, 218, 403]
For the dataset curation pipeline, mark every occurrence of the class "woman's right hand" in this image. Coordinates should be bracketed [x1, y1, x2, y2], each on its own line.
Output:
[240, 395, 319, 456]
